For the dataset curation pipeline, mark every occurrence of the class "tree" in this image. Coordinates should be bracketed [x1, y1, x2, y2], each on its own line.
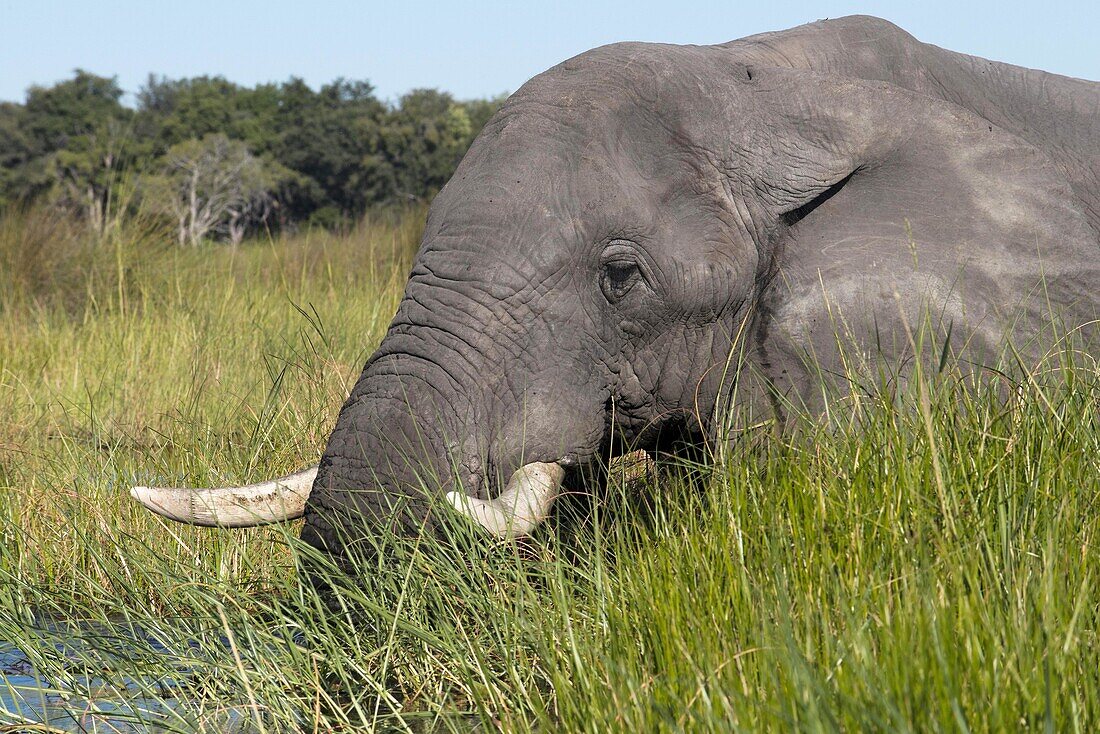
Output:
[136, 75, 281, 155]
[381, 90, 487, 202]
[46, 117, 134, 233]
[19, 71, 135, 231]
[146, 134, 289, 245]
[224, 159, 298, 244]
[271, 78, 390, 223]
[23, 70, 129, 154]
[0, 102, 46, 207]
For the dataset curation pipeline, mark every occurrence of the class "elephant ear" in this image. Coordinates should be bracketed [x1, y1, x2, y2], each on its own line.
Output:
[738, 68, 1100, 410]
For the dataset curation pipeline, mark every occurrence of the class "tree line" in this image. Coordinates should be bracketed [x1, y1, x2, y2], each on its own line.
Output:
[0, 70, 506, 243]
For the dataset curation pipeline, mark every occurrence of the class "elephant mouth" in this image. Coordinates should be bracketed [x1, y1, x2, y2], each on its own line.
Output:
[129, 460, 568, 538]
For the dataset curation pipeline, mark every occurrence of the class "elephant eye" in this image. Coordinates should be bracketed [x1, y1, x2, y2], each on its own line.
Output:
[600, 259, 642, 302]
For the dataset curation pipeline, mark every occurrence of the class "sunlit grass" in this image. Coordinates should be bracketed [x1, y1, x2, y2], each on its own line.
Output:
[2, 209, 1099, 731]
[0, 208, 419, 604]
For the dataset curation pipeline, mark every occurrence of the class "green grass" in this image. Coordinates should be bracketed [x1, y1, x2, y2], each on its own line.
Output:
[2, 209, 1099, 732]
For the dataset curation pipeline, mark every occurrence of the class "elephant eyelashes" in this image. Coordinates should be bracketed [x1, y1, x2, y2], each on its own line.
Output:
[600, 259, 643, 302]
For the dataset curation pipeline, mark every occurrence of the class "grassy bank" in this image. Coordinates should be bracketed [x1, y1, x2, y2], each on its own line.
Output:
[2, 210, 1099, 731]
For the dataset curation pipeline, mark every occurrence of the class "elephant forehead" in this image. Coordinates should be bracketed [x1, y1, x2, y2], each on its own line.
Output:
[424, 185, 644, 276]
[428, 134, 723, 262]
[436, 78, 722, 218]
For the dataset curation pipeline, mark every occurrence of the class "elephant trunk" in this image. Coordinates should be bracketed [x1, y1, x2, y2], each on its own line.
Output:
[299, 355, 575, 554]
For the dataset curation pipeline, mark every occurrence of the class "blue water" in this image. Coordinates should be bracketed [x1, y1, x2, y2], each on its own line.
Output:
[1, 623, 248, 733]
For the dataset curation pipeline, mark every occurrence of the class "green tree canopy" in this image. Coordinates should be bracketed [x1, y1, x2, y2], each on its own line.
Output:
[24, 70, 130, 154]
[270, 78, 390, 224]
[0, 70, 507, 238]
[383, 89, 474, 202]
[15, 71, 136, 230]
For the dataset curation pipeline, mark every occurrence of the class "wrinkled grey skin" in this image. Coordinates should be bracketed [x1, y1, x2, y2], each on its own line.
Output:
[301, 16, 1100, 556]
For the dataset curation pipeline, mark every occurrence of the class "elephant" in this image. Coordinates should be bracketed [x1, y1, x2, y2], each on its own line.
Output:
[131, 16, 1100, 555]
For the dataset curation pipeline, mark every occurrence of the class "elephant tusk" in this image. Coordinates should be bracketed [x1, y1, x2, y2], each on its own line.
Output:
[446, 461, 565, 538]
[129, 466, 318, 527]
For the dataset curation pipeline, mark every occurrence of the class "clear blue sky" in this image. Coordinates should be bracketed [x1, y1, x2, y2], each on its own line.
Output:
[2, 1, 1097, 105]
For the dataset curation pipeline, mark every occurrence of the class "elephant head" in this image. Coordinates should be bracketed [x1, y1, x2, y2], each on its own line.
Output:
[131, 18, 1100, 554]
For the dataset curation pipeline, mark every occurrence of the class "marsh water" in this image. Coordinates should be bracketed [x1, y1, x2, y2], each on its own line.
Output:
[2, 619, 481, 733]
[1, 622, 248, 733]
